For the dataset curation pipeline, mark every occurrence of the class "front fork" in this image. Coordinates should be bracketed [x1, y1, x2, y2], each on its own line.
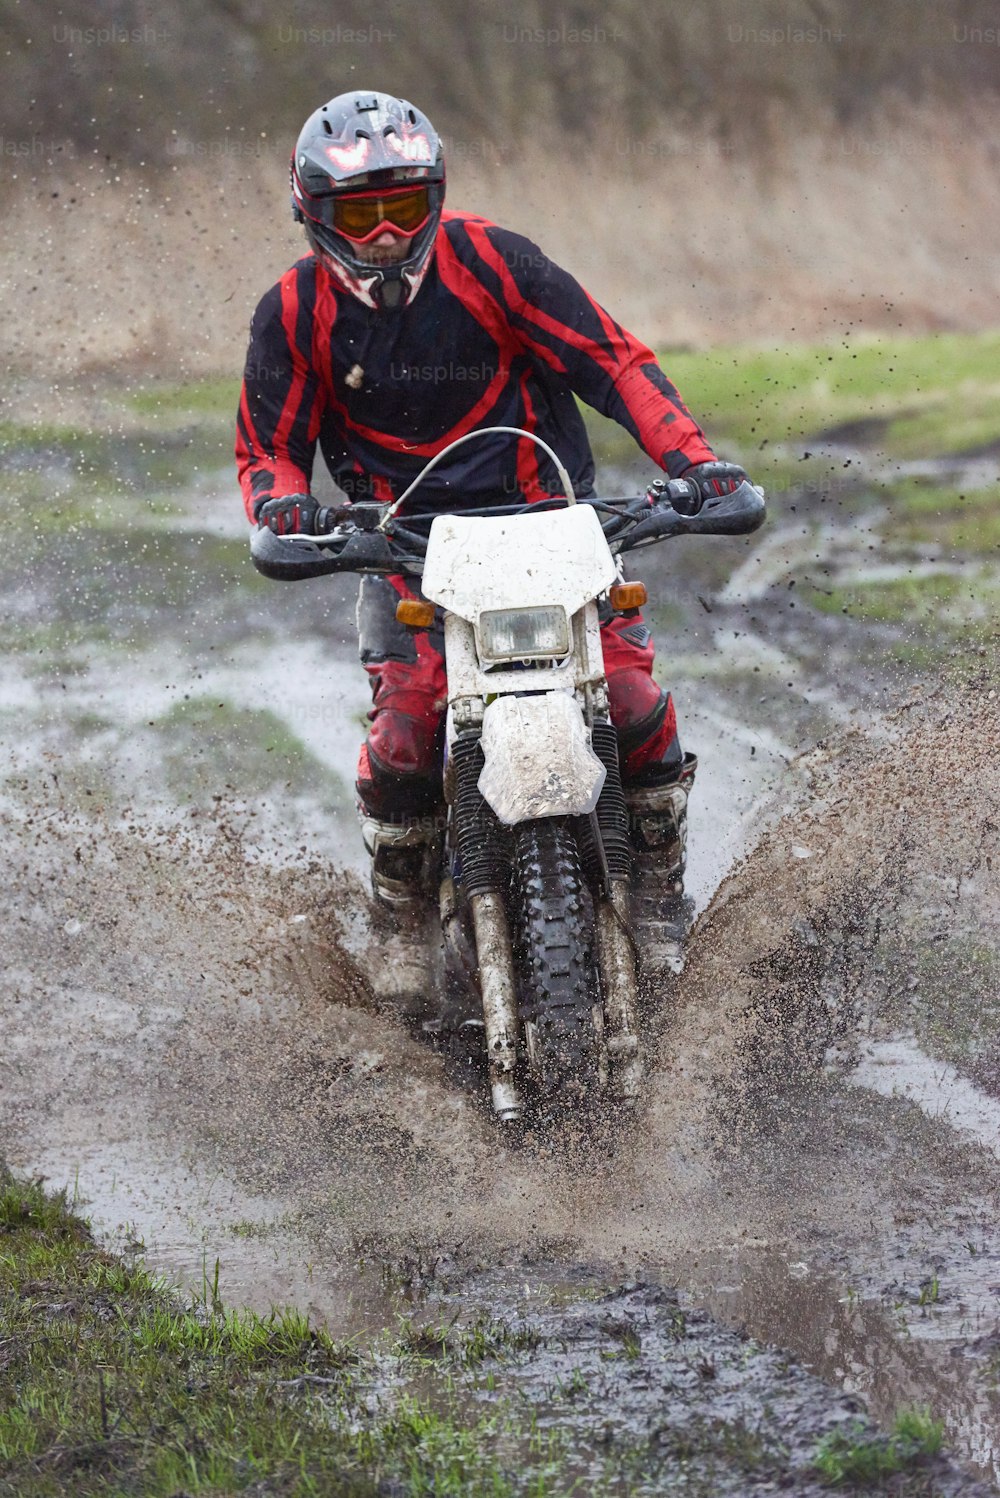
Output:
[449, 734, 526, 1122]
[466, 880, 641, 1119]
[468, 891, 524, 1122]
[594, 881, 643, 1101]
[449, 721, 643, 1121]
[583, 718, 644, 1101]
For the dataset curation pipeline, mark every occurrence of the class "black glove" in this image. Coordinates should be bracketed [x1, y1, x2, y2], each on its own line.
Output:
[673, 461, 749, 515]
[254, 493, 319, 536]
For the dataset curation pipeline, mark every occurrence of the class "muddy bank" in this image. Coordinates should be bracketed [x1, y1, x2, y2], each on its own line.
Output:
[4, 679, 1000, 1483]
[6, 1161, 990, 1497]
[2, 386, 999, 1487]
[415, 1275, 990, 1496]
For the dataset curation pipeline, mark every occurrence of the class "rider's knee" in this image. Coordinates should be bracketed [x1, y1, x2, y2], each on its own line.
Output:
[358, 719, 445, 819]
[606, 664, 663, 728]
[614, 686, 683, 782]
[366, 706, 443, 777]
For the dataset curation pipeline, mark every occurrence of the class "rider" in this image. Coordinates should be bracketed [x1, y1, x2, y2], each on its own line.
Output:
[237, 91, 750, 908]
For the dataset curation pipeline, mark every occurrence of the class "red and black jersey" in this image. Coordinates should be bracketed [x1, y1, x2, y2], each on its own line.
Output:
[236, 210, 716, 521]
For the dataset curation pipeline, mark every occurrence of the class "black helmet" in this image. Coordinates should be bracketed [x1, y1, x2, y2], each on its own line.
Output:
[290, 91, 445, 311]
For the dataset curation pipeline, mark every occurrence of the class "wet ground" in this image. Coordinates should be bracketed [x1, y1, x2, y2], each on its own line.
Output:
[1, 406, 998, 1490]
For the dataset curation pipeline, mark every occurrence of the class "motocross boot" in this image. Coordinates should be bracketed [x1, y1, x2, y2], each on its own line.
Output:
[358, 813, 443, 908]
[625, 752, 697, 978]
[358, 811, 445, 1020]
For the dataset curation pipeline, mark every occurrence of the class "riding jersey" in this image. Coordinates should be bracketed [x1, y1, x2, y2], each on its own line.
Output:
[236, 210, 716, 518]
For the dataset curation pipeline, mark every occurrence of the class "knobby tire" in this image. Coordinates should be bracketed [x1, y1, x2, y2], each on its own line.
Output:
[512, 817, 599, 1105]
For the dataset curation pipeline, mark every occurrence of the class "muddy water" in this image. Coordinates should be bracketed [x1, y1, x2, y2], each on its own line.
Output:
[2, 439, 999, 1485]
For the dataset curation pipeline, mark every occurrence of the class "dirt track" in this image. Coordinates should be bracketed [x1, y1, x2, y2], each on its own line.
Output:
[2, 416, 999, 1486]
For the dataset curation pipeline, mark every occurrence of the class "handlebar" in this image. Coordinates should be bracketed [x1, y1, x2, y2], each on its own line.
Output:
[249, 480, 766, 582]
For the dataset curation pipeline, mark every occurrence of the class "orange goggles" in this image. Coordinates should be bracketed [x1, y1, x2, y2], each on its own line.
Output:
[332, 187, 431, 243]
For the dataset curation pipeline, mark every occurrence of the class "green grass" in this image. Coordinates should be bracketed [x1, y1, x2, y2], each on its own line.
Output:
[129, 376, 242, 425]
[805, 566, 1000, 628]
[0, 527, 267, 666]
[353, 1399, 572, 1497]
[916, 1278, 940, 1309]
[0, 1174, 360, 1496]
[227, 1215, 290, 1241]
[0, 1167, 588, 1498]
[156, 696, 348, 804]
[883, 481, 1000, 555]
[0, 419, 108, 464]
[812, 1408, 943, 1485]
[896, 935, 1000, 1075]
[577, 330, 1000, 527]
[658, 330, 1000, 462]
[0, 416, 231, 502]
[392, 1315, 541, 1368]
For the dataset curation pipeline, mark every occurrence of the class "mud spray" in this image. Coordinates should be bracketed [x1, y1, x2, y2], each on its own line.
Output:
[3, 667, 999, 1481]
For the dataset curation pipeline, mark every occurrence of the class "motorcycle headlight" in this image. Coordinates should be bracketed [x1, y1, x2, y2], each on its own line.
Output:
[478, 605, 570, 661]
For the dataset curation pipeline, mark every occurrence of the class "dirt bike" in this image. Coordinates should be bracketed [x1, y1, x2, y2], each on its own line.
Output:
[250, 429, 765, 1123]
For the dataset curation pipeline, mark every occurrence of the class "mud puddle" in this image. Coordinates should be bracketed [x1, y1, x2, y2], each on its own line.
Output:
[407, 1270, 994, 1496]
[3, 425, 1000, 1488]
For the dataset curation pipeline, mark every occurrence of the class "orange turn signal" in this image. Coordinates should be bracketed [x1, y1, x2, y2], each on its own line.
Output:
[395, 598, 436, 628]
[609, 581, 648, 612]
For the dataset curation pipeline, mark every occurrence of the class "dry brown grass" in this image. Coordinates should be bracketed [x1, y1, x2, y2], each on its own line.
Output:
[2, 94, 997, 384]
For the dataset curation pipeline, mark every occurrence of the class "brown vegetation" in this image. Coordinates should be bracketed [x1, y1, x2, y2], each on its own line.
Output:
[1, 0, 998, 377]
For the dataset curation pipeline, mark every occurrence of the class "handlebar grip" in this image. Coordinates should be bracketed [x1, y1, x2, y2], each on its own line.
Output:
[689, 479, 766, 535]
[622, 479, 766, 551]
[250, 522, 398, 580]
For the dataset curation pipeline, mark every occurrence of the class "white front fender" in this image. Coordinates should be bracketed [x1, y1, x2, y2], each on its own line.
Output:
[477, 693, 606, 825]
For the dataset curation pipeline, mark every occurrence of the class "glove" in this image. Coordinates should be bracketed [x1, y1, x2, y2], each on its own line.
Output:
[254, 493, 319, 536]
[674, 461, 749, 515]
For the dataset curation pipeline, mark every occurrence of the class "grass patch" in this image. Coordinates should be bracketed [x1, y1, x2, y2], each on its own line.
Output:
[129, 376, 242, 426]
[812, 1408, 943, 1485]
[804, 566, 999, 627]
[0, 420, 109, 467]
[900, 937, 1000, 1075]
[227, 1216, 288, 1241]
[882, 481, 1000, 556]
[156, 696, 347, 804]
[0, 1168, 361, 1496]
[0, 529, 266, 662]
[579, 330, 1000, 522]
[657, 330, 1000, 463]
[0, 419, 231, 505]
[354, 1398, 566, 1496]
[0, 1166, 583, 1497]
[392, 1315, 541, 1368]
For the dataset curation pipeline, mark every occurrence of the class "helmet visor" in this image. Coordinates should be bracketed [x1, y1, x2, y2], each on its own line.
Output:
[331, 186, 431, 243]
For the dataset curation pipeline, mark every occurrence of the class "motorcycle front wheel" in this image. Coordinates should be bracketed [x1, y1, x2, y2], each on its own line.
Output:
[512, 816, 600, 1105]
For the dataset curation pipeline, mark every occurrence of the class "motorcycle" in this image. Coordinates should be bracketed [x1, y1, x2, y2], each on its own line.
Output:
[250, 429, 765, 1123]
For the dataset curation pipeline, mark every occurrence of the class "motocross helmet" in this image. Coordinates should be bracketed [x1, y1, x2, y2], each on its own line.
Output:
[290, 91, 445, 311]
